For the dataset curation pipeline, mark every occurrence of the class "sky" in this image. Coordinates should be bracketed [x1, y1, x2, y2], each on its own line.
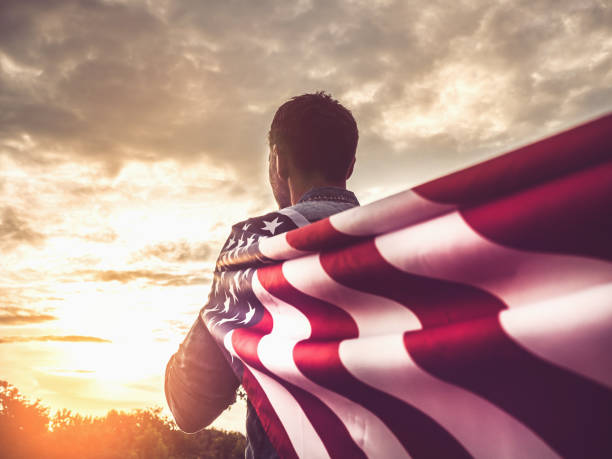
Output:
[1, 0, 610, 434]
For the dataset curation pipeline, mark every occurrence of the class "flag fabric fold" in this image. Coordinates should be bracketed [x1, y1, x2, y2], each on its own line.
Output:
[203, 113, 612, 458]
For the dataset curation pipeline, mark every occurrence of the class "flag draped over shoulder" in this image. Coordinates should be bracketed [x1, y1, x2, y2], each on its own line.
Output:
[202, 114, 612, 459]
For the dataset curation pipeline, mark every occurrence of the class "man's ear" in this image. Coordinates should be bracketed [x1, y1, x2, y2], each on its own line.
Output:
[274, 144, 290, 181]
[345, 156, 356, 180]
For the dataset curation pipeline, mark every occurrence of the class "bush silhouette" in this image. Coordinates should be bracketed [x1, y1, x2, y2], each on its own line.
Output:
[0, 380, 245, 458]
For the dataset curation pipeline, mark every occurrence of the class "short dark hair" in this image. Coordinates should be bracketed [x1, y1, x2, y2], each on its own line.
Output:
[268, 91, 358, 182]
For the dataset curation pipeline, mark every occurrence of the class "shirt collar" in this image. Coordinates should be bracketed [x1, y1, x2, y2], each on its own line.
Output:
[297, 186, 360, 205]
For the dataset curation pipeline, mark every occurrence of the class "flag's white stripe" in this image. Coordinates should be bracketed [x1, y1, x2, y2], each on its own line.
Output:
[259, 234, 310, 261]
[252, 274, 410, 459]
[278, 207, 311, 228]
[282, 254, 557, 458]
[338, 333, 559, 459]
[375, 211, 612, 387]
[375, 211, 612, 311]
[222, 330, 329, 459]
[330, 189, 454, 236]
[498, 283, 612, 388]
[283, 255, 421, 337]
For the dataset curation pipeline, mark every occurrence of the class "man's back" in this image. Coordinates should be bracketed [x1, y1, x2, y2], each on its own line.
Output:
[165, 186, 359, 458]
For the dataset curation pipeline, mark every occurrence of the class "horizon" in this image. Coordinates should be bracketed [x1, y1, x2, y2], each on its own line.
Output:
[1, 0, 611, 435]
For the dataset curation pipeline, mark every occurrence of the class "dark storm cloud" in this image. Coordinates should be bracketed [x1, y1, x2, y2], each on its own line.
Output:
[0, 0, 609, 187]
[0, 206, 45, 250]
[0, 335, 111, 344]
[0, 306, 58, 325]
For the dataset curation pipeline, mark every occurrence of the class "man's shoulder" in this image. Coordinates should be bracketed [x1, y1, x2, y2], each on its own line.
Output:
[230, 207, 309, 239]
[220, 192, 359, 255]
[218, 207, 308, 256]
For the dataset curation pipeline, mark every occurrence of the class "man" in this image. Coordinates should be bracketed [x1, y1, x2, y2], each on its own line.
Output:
[165, 91, 360, 458]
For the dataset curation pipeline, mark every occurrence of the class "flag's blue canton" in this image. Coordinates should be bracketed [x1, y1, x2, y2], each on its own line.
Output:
[215, 211, 299, 270]
[201, 210, 300, 348]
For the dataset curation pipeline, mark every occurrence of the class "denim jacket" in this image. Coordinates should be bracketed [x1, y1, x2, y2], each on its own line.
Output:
[165, 186, 360, 458]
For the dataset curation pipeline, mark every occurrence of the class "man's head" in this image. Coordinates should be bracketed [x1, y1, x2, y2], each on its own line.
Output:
[268, 91, 358, 208]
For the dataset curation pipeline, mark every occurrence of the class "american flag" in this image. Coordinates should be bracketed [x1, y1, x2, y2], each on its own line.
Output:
[202, 113, 612, 458]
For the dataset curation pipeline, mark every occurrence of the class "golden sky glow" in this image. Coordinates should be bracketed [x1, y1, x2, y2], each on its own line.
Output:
[1, 0, 610, 434]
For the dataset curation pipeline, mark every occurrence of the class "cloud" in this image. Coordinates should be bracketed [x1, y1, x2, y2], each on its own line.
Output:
[124, 380, 163, 393]
[0, 206, 45, 249]
[153, 318, 192, 337]
[0, 335, 111, 344]
[47, 369, 96, 375]
[75, 269, 210, 286]
[78, 228, 118, 243]
[133, 240, 214, 263]
[0, 306, 58, 325]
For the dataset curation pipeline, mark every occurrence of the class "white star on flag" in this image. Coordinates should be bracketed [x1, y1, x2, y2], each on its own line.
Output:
[215, 272, 226, 294]
[242, 223, 251, 231]
[229, 283, 238, 302]
[241, 267, 253, 282]
[225, 236, 236, 249]
[202, 304, 220, 317]
[262, 217, 283, 235]
[216, 312, 240, 327]
[240, 302, 256, 325]
[245, 234, 256, 248]
[223, 295, 231, 313]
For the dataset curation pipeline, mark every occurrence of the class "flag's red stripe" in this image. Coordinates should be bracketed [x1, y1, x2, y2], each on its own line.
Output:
[460, 160, 612, 262]
[321, 241, 612, 458]
[259, 264, 472, 459]
[241, 368, 299, 459]
[320, 240, 504, 328]
[414, 113, 611, 206]
[285, 218, 364, 253]
[232, 285, 366, 459]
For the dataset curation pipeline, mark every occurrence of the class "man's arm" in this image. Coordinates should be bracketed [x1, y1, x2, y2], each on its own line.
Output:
[165, 312, 239, 433]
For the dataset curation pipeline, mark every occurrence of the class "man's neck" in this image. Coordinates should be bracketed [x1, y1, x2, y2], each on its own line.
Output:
[288, 176, 347, 206]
